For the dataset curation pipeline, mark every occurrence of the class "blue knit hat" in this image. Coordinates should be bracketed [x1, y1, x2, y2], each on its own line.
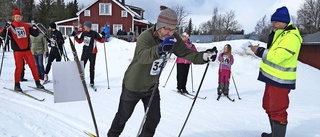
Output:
[84, 21, 92, 28]
[271, 6, 290, 23]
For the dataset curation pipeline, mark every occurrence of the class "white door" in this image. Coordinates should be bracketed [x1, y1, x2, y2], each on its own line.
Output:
[113, 24, 122, 35]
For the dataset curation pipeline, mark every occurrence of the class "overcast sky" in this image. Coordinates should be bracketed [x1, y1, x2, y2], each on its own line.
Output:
[36, 0, 304, 33]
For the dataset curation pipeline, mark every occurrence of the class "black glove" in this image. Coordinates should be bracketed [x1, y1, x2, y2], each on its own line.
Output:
[4, 22, 11, 29]
[45, 52, 49, 58]
[158, 36, 176, 53]
[205, 47, 217, 53]
[100, 31, 106, 38]
[204, 47, 217, 61]
[71, 31, 76, 36]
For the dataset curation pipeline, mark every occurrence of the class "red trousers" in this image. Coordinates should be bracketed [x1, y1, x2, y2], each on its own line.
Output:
[262, 84, 290, 123]
[218, 69, 231, 84]
[13, 51, 40, 83]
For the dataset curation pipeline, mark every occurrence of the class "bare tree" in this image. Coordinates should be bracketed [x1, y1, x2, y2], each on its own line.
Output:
[198, 7, 242, 41]
[297, 0, 320, 34]
[171, 4, 191, 34]
[254, 15, 271, 42]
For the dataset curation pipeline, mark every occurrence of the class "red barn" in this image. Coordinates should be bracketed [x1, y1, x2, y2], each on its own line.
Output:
[55, 0, 151, 37]
[299, 32, 320, 70]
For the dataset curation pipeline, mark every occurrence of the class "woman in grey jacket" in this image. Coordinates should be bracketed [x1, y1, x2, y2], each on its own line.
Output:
[30, 32, 48, 80]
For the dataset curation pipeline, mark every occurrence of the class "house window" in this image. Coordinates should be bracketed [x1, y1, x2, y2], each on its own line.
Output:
[66, 27, 73, 36]
[113, 24, 123, 35]
[58, 27, 66, 36]
[121, 10, 127, 17]
[92, 24, 99, 32]
[84, 10, 90, 16]
[99, 3, 112, 15]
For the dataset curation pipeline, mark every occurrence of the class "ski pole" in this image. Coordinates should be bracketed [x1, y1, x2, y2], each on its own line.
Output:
[103, 42, 110, 89]
[231, 72, 241, 100]
[190, 63, 194, 92]
[137, 52, 171, 137]
[68, 38, 100, 137]
[0, 25, 10, 77]
[162, 58, 176, 88]
[63, 44, 70, 61]
[178, 47, 216, 137]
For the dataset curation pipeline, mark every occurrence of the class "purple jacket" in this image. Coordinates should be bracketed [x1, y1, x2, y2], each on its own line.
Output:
[176, 41, 197, 64]
[218, 53, 234, 70]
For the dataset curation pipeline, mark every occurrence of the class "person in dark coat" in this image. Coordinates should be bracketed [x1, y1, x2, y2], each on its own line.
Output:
[74, 21, 105, 87]
[43, 22, 64, 83]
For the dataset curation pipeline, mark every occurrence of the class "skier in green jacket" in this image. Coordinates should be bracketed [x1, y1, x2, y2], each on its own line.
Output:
[107, 6, 217, 137]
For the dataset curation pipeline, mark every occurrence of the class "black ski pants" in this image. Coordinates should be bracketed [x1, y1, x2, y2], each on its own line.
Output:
[108, 85, 161, 137]
[176, 63, 190, 90]
[45, 48, 61, 74]
[81, 53, 96, 84]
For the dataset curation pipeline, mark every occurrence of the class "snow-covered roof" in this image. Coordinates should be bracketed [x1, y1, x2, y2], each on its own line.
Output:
[133, 19, 150, 25]
[55, 17, 78, 25]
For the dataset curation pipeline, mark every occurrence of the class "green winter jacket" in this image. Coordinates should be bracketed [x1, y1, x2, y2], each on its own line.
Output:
[123, 27, 206, 92]
[30, 33, 48, 55]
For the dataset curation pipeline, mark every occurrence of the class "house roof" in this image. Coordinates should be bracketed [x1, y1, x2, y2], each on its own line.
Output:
[55, 17, 78, 25]
[76, 0, 143, 20]
[302, 32, 320, 45]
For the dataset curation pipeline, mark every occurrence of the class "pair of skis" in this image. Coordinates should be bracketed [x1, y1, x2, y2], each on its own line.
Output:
[3, 86, 53, 102]
[216, 94, 235, 102]
[172, 90, 207, 100]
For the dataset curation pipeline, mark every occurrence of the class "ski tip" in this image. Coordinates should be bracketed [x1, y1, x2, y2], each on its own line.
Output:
[84, 131, 96, 137]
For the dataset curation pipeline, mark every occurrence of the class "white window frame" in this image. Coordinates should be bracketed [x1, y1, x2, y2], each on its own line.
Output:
[113, 24, 123, 35]
[121, 10, 127, 17]
[99, 3, 112, 15]
[92, 24, 99, 32]
[84, 10, 90, 16]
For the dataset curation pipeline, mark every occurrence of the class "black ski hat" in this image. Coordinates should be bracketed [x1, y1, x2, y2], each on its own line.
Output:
[49, 22, 56, 29]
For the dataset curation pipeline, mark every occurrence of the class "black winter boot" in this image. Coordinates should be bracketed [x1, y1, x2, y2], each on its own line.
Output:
[223, 83, 229, 96]
[272, 121, 287, 137]
[261, 116, 273, 137]
[217, 83, 224, 95]
[35, 81, 44, 89]
[14, 83, 22, 92]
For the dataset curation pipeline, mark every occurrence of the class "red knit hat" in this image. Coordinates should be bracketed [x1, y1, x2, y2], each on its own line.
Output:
[12, 8, 22, 16]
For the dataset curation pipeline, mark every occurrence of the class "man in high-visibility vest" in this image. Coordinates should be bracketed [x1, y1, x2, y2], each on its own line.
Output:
[250, 6, 302, 137]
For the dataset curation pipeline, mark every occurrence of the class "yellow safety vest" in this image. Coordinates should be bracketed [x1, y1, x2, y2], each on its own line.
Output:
[259, 23, 302, 86]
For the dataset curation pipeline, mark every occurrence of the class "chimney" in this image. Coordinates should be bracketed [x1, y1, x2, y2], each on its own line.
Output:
[122, 0, 125, 5]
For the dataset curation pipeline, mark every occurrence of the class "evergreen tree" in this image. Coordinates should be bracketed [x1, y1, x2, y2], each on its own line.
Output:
[0, 0, 14, 22]
[185, 18, 193, 35]
[36, 0, 54, 27]
[20, 0, 35, 22]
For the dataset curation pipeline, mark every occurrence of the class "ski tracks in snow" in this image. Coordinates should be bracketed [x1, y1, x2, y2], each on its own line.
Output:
[0, 94, 93, 136]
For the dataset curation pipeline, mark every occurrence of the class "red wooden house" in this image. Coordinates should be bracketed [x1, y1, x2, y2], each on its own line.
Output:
[55, 0, 151, 36]
[299, 32, 320, 70]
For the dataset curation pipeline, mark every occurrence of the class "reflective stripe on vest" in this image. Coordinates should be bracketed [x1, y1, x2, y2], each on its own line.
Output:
[260, 68, 296, 84]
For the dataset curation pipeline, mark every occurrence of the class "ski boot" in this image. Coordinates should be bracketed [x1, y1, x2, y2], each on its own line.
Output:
[177, 88, 183, 94]
[182, 89, 189, 94]
[35, 81, 44, 89]
[14, 83, 22, 92]
[223, 84, 229, 96]
[217, 83, 224, 95]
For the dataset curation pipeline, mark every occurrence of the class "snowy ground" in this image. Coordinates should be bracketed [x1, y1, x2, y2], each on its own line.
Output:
[0, 37, 319, 137]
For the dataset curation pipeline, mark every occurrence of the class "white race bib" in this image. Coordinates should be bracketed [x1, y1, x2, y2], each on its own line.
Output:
[84, 36, 91, 46]
[15, 27, 27, 39]
[150, 55, 167, 75]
